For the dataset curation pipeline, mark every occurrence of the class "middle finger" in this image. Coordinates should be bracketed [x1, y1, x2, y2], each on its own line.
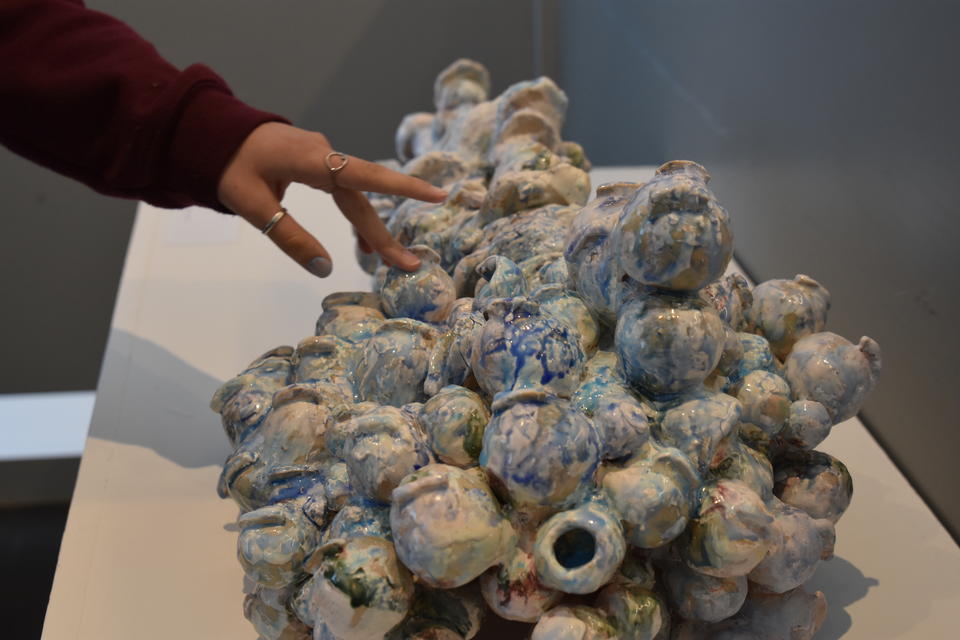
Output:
[332, 187, 421, 271]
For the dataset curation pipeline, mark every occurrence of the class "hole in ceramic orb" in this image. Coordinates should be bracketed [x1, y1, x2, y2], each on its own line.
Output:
[553, 527, 596, 569]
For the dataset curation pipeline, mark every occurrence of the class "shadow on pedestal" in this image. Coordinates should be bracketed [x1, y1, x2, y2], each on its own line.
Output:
[808, 555, 878, 639]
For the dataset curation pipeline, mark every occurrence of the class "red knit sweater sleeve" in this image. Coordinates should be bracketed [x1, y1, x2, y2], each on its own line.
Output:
[0, 0, 289, 212]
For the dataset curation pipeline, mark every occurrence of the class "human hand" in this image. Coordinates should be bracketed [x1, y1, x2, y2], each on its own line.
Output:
[217, 122, 446, 277]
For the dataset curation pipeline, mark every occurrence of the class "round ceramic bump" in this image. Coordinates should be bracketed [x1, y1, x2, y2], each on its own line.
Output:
[236, 500, 322, 589]
[784, 331, 881, 423]
[602, 445, 699, 549]
[530, 605, 619, 640]
[683, 480, 775, 578]
[774, 450, 853, 524]
[418, 385, 490, 467]
[357, 318, 438, 407]
[380, 245, 457, 323]
[308, 536, 415, 640]
[595, 583, 665, 640]
[389, 464, 516, 588]
[533, 497, 626, 595]
[613, 160, 732, 291]
[615, 293, 725, 398]
[480, 544, 562, 623]
[481, 388, 601, 515]
[747, 275, 830, 360]
[315, 291, 385, 344]
[472, 297, 585, 399]
[748, 502, 835, 593]
[662, 561, 748, 623]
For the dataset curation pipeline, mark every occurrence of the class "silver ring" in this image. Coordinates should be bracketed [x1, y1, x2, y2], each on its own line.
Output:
[325, 151, 349, 181]
[261, 208, 287, 235]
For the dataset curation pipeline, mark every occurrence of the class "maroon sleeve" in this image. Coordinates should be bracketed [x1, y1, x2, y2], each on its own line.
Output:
[0, 0, 289, 212]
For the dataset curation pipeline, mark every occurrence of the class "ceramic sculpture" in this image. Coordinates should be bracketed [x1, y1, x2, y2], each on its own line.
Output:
[212, 59, 880, 640]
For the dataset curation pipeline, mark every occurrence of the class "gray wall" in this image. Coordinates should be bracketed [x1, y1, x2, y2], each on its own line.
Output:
[0, 0, 538, 393]
[554, 0, 959, 537]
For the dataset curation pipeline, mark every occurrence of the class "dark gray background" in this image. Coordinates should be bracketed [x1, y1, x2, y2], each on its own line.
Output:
[1, 1, 956, 538]
[552, 0, 960, 540]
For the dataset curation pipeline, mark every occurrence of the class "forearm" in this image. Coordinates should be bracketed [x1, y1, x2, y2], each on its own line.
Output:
[0, 0, 287, 211]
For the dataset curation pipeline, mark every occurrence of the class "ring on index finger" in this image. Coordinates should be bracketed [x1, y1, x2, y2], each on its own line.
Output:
[325, 151, 349, 185]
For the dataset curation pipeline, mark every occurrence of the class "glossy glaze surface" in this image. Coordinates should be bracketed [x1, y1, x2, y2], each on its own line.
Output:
[211, 59, 881, 639]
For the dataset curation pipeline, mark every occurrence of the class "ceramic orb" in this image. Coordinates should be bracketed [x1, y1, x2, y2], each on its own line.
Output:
[682, 480, 775, 578]
[308, 536, 415, 640]
[481, 389, 601, 515]
[747, 275, 830, 360]
[480, 543, 561, 622]
[471, 297, 585, 399]
[784, 331, 881, 422]
[380, 245, 457, 323]
[418, 385, 489, 467]
[614, 160, 732, 291]
[615, 292, 725, 398]
[389, 464, 516, 588]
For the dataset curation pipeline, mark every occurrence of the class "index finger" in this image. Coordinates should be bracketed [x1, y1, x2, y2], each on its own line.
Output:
[335, 156, 448, 203]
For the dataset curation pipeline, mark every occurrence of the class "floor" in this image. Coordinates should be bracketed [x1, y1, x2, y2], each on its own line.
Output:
[1, 503, 70, 639]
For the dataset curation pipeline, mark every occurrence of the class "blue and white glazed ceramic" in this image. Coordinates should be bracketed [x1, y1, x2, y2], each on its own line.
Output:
[613, 161, 732, 292]
[314, 292, 385, 345]
[601, 444, 699, 549]
[244, 580, 312, 640]
[747, 499, 835, 594]
[658, 390, 742, 474]
[480, 538, 561, 622]
[784, 331, 881, 423]
[380, 245, 457, 324]
[471, 297, 585, 399]
[212, 60, 882, 640]
[325, 404, 434, 504]
[481, 388, 601, 515]
[211, 349, 294, 446]
[356, 318, 438, 407]
[662, 560, 748, 623]
[473, 254, 528, 311]
[570, 351, 652, 461]
[237, 498, 323, 589]
[774, 449, 853, 524]
[615, 292, 725, 398]
[682, 479, 776, 578]
[701, 273, 753, 332]
[308, 536, 415, 640]
[531, 283, 600, 356]
[747, 275, 830, 360]
[217, 383, 342, 512]
[533, 494, 625, 594]
[294, 335, 357, 400]
[564, 181, 643, 326]
[417, 385, 489, 467]
[423, 300, 484, 396]
[389, 464, 516, 588]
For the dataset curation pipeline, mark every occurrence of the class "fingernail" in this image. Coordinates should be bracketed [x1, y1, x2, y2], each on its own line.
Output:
[430, 187, 448, 201]
[401, 252, 422, 271]
[307, 256, 333, 278]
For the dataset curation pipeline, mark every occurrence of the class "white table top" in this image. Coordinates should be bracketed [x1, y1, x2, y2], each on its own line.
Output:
[43, 167, 960, 639]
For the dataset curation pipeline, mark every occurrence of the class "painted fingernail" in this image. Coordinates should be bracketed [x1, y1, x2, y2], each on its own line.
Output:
[307, 256, 333, 278]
